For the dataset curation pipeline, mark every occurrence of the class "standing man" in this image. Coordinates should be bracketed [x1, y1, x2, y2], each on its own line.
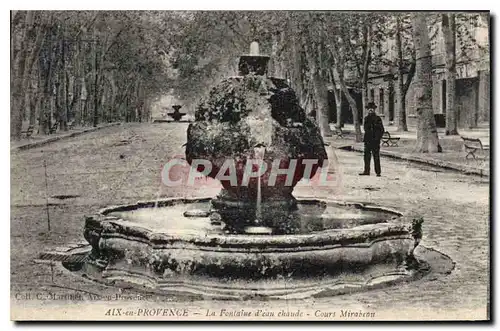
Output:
[359, 102, 385, 177]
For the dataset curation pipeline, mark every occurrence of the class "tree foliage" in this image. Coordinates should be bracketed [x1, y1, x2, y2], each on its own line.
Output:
[10, 10, 174, 139]
[11, 11, 489, 147]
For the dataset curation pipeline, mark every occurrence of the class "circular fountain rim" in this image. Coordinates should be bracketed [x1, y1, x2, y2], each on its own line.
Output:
[86, 197, 420, 250]
[41, 197, 452, 301]
[98, 196, 404, 217]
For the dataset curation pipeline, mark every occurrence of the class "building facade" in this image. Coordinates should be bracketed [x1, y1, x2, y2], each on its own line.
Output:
[329, 14, 490, 129]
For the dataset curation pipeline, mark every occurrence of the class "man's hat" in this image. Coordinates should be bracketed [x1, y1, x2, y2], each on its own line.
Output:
[366, 102, 377, 109]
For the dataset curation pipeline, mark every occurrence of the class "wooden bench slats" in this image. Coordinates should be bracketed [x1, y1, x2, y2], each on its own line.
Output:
[461, 136, 489, 159]
[21, 125, 34, 138]
[381, 131, 400, 147]
[332, 127, 344, 138]
[49, 122, 59, 134]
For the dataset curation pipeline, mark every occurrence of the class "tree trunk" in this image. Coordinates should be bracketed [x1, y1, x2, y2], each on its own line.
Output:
[54, 73, 61, 129]
[288, 18, 305, 104]
[11, 11, 18, 68]
[312, 73, 332, 137]
[361, 88, 368, 125]
[82, 98, 88, 126]
[316, 42, 333, 137]
[302, 38, 332, 138]
[59, 39, 69, 131]
[92, 25, 99, 127]
[109, 74, 118, 121]
[72, 41, 84, 125]
[56, 38, 68, 131]
[10, 11, 20, 139]
[395, 15, 408, 131]
[143, 98, 151, 122]
[64, 71, 71, 126]
[48, 26, 62, 133]
[134, 78, 142, 122]
[270, 31, 284, 78]
[329, 44, 362, 141]
[396, 73, 407, 130]
[28, 75, 38, 126]
[313, 76, 331, 137]
[361, 24, 372, 121]
[36, 66, 45, 131]
[328, 68, 343, 129]
[11, 61, 26, 139]
[333, 86, 342, 129]
[93, 50, 99, 127]
[442, 13, 458, 135]
[411, 13, 442, 153]
[27, 25, 46, 128]
[40, 69, 52, 136]
[80, 77, 89, 126]
[39, 26, 58, 134]
[10, 11, 33, 140]
[333, 65, 362, 141]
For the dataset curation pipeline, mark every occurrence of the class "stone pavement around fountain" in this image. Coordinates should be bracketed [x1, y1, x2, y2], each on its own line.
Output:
[10, 123, 490, 320]
[326, 122, 490, 176]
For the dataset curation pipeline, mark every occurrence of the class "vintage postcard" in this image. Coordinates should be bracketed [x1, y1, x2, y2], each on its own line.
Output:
[10, 10, 490, 321]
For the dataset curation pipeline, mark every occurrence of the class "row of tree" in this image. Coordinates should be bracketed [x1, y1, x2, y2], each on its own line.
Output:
[169, 11, 486, 152]
[10, 11, 176, 139]
[11, 11, 488, 152]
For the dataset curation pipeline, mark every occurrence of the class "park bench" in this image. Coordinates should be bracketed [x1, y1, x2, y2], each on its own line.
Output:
[381, 131, 400, 147]
[332, 127, 344, 138]
[461, 136, 490, 160]
[49, 122, 59, 134]
[21, 125, 34, 138]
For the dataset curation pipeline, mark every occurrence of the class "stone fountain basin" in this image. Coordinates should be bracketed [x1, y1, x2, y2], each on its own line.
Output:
[83, 198, 421, 281]
[31, 197, 437, 300]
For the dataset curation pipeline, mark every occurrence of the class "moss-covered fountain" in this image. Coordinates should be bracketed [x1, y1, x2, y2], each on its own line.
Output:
[39, 42, 453, 300]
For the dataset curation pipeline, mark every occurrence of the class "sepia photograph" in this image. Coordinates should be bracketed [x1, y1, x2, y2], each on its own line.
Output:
[9, 9, 491, 321]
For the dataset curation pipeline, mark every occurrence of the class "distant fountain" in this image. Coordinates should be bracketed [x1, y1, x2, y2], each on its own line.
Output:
[167, 105, 187, 122]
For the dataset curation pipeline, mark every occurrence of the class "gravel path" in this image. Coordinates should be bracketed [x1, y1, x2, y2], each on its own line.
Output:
[10, 123, 489, 320]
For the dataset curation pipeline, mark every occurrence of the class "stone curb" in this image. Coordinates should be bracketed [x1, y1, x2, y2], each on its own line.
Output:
[345, 144, 490, 178]
[11, 123, 122, 152]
